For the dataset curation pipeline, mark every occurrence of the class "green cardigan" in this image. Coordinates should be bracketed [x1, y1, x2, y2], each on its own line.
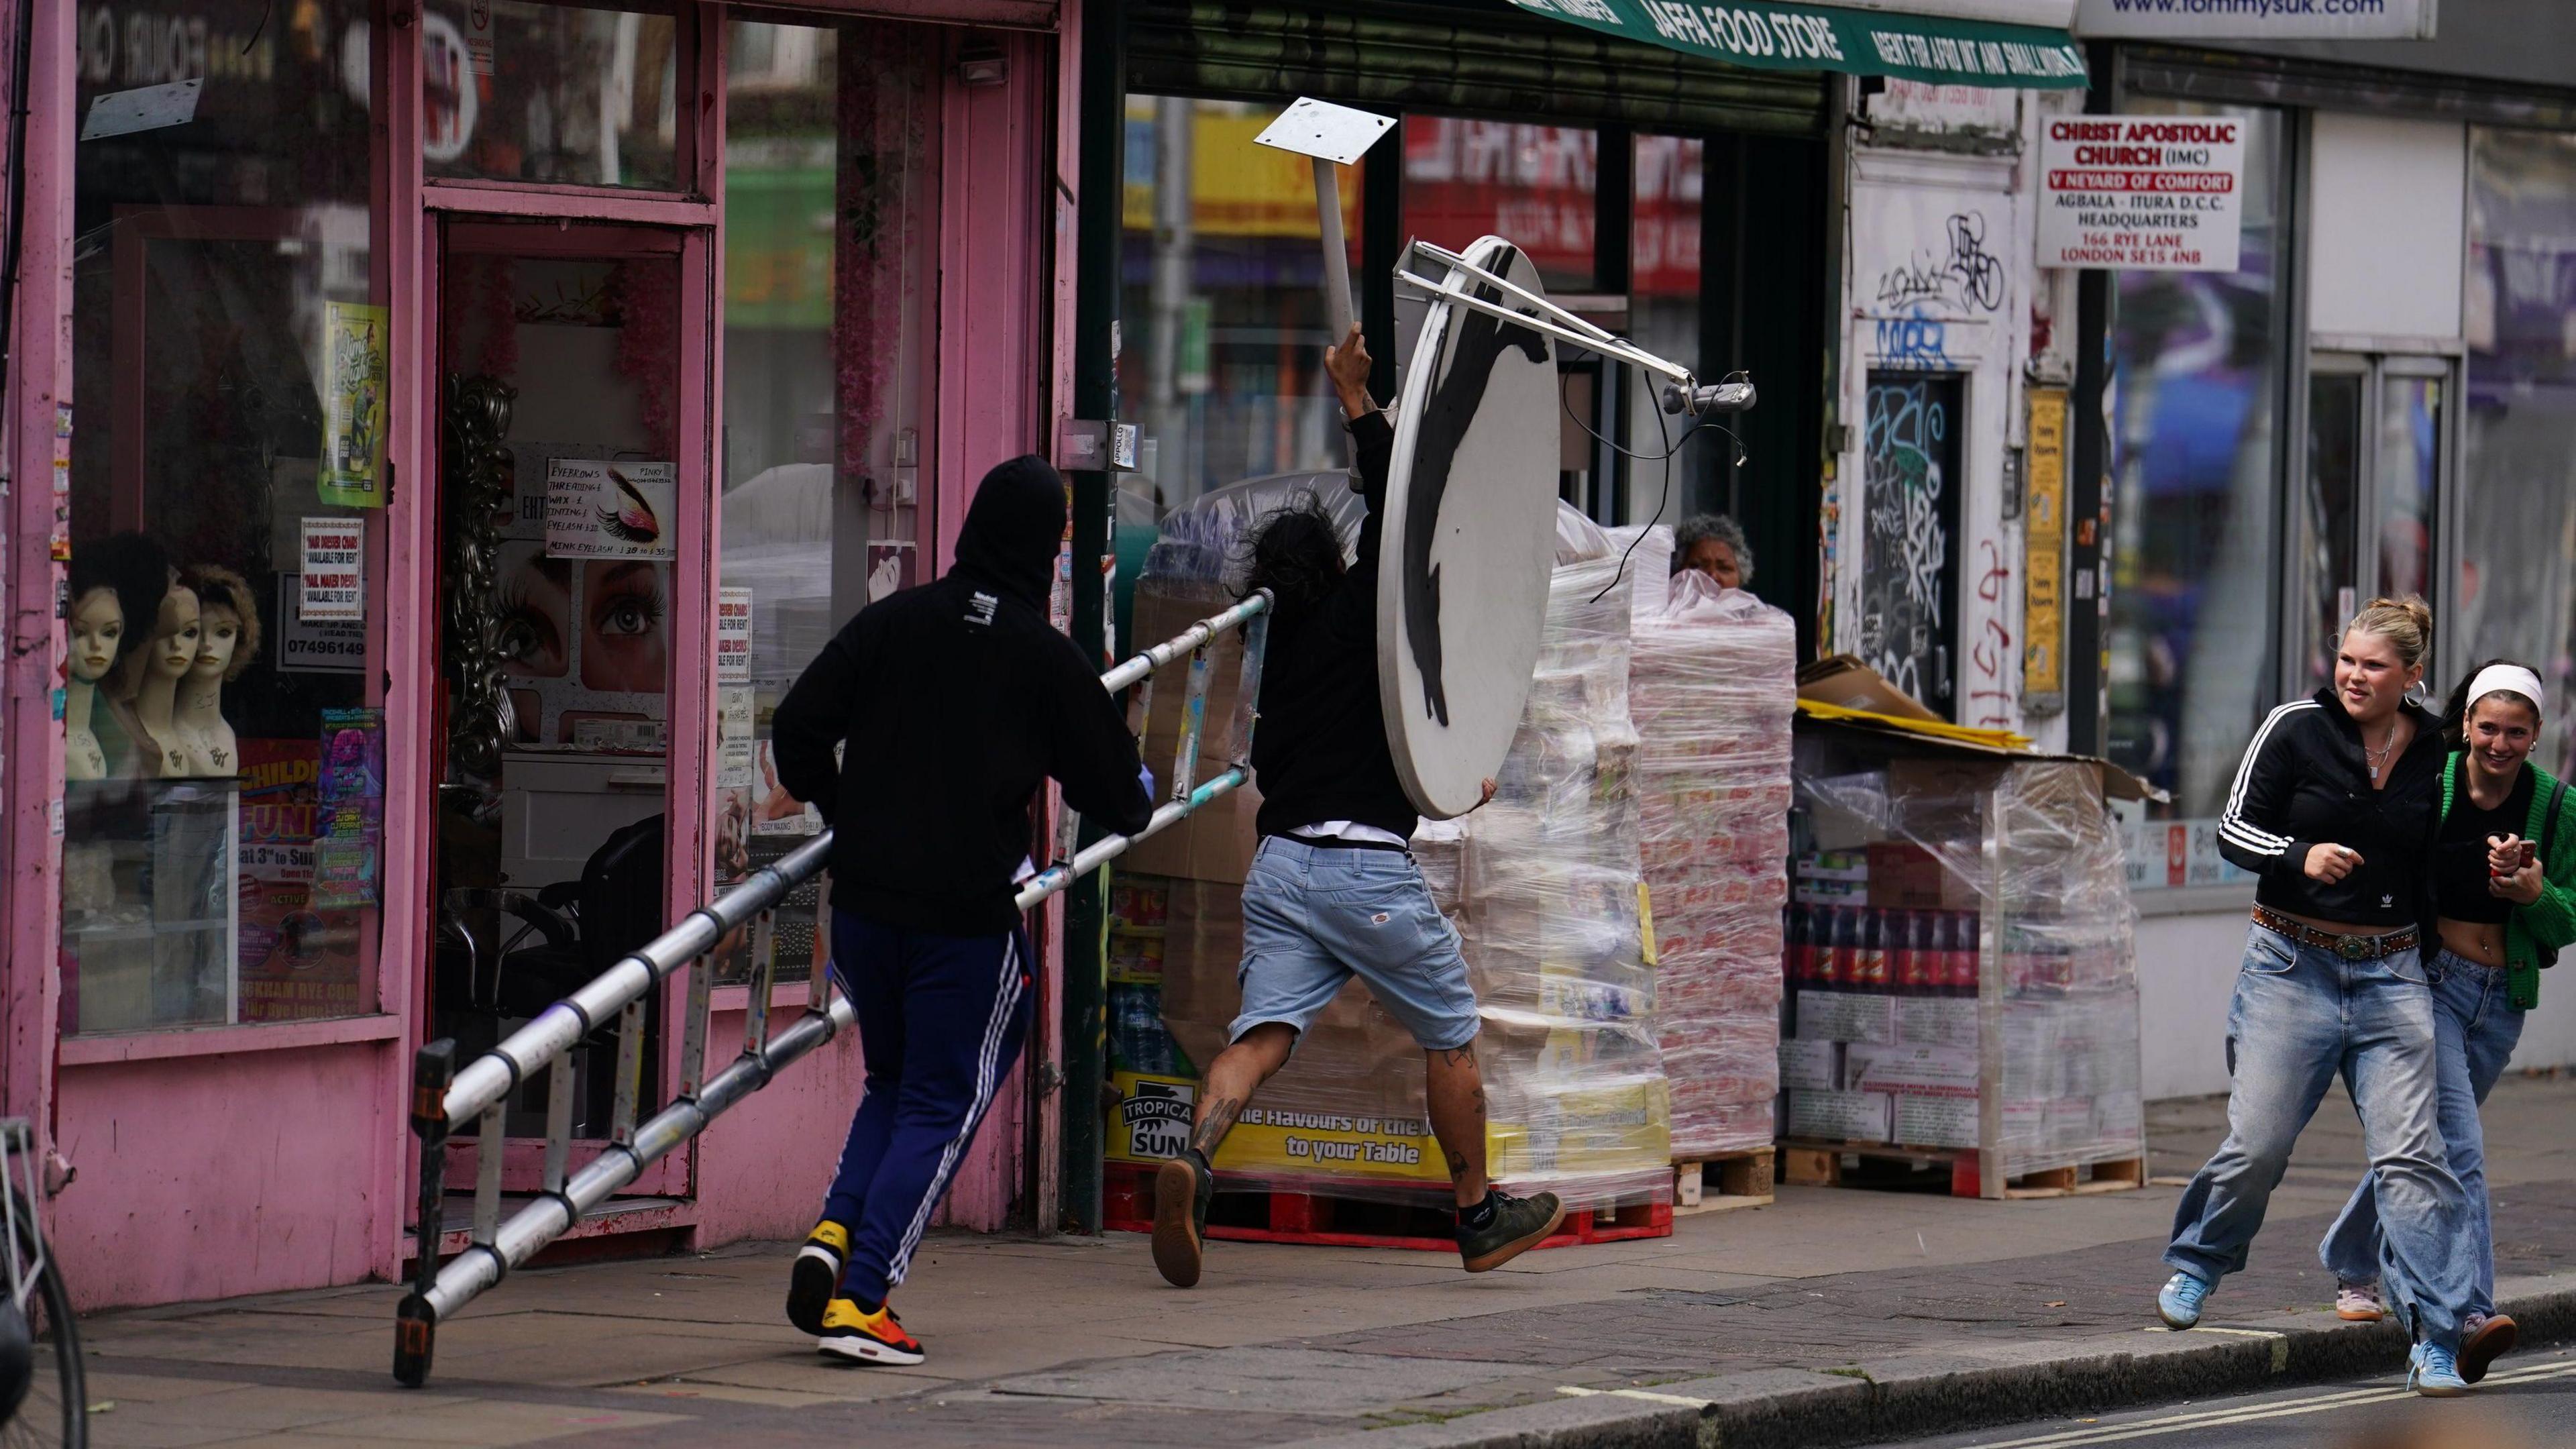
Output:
[2438, 753, 2576, 1009]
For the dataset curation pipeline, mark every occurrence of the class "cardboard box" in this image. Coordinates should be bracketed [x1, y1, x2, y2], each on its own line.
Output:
[1844, 1042, 1978, 1095]
[1119, 585, 1263, 884]
[1894, 1091, 1979, 1149]
[1796, 655, 1943, 723]
[1786, 1088, 1893, 1142]
[1117, 777, 1262, 884]
[1895, 995, 1980, 1049]
[1864, 842, 1984, 911]
[1794, 850, 1870, 883]
[1794, 989, 1894, 1044]
[1778, 1038, 1842, 1092]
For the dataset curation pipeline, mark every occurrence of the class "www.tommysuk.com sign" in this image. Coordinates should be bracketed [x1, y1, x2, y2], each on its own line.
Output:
[2075, 0, 2435, 41]
[2038, 115, 2245, 272]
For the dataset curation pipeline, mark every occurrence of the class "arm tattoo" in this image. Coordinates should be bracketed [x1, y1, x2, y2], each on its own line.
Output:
[1191, 1095, 1244, 1158]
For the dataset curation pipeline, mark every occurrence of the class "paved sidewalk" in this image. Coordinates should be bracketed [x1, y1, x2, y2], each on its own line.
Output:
[72, 1074, 2576, 1448]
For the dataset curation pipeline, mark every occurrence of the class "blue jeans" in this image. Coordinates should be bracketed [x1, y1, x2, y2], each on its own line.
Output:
[1232, 837, 1481, 1051]
[818, 909, 1033, 1304]
[2319, 949, 2526, 1319]
[2164, 924, 2473, 1350]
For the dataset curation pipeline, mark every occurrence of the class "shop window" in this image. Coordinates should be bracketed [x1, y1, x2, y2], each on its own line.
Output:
[423, 0, 680, 190]
[1114, 94, 1368, 627]
[714, 18, 940, 985]
[66, 0, 385, 1032]
[1626, 133, 1705, 525]
[2105, 103, 2287, 829]
[2462, 127, 2576, 777]
[1403, 118, 1598, 294]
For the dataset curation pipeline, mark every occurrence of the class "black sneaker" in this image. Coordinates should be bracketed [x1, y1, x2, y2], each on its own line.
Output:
[1456, 1189, 1566, 1273]
[1152, 1150, 1215, 1288]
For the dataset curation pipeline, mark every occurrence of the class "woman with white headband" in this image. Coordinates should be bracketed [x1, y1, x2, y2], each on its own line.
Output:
[2317, 657, 2573, 1381]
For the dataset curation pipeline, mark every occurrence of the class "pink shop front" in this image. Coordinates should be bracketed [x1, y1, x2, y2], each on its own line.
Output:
[0, 0, 1086, 1310]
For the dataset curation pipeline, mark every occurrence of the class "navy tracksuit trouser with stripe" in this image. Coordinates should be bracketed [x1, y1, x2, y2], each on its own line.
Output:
[820, 908, 1032, 1304]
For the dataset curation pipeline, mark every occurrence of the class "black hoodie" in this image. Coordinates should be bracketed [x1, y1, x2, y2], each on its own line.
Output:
[771, 455, 1153, 934]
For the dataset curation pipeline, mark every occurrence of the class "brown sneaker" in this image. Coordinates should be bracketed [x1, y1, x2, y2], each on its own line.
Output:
[1456, 1189, 1566, 1273]
[2460, 1311, 2517, 1384]
[1152, 1150, 1214, 1289]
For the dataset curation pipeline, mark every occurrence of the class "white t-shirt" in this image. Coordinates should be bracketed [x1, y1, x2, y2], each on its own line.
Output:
[1290, 820, 1409, 847]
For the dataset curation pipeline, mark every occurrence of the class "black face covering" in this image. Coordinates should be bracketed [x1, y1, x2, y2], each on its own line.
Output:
[949, 454, 1067, 612]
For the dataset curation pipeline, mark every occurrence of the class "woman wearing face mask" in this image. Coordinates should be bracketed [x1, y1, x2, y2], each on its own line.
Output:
[2315, 659, 2570, 1383]
[2157, 597, 2479, 1397]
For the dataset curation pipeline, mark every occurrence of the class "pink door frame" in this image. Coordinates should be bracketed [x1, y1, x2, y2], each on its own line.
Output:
[422, 214, 717, 1203]
[0, 0, 1078, 1306]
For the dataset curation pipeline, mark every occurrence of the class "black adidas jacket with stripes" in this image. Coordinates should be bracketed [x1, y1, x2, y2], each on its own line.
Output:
[2216, 686, 2447, 937]
[770, 455, 1155, 936]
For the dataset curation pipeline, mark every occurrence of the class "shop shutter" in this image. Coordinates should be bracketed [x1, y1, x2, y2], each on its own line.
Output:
[1126, 0, 1829, 137]
[2124, 44, 2576, 133]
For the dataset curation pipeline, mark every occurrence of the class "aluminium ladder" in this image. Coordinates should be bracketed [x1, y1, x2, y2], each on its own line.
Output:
[394, 592, 1271, 1387]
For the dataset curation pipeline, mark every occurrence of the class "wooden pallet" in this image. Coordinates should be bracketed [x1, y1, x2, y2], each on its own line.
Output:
[1777, 1140, 2146, 1200]
[1672, 1147, 1774, 1215]
[1102, 1160, 1672, 1252]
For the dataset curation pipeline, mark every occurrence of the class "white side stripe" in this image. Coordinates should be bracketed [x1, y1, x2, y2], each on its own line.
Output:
[888, 933, 1023, 1286]
[2218, 701, 2318, 857]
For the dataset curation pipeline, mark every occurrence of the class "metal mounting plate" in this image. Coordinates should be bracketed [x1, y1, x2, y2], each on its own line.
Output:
[1253, 97, 1396, 166]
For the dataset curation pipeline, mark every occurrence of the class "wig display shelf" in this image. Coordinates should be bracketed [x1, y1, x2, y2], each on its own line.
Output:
[1778, 1139, 2146, 1199]
[1102, 1160, 1670, 1253]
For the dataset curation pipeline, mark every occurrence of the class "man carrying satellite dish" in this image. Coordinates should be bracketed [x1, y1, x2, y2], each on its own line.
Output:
[1150, 325, 1566, 1290]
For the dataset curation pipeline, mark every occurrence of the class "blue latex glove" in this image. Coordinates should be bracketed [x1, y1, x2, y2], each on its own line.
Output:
[1139, 763, 1158, 801]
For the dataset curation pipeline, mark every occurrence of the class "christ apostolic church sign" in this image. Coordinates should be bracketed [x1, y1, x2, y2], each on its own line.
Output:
[1506, 0, 2090, 88]
[2037, 115, 2246, 271]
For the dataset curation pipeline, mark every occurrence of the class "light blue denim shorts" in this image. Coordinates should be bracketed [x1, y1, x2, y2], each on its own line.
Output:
[1229, 835, 1481, 1052]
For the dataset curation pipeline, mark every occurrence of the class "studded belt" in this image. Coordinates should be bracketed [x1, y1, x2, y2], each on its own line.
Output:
[2251, 906, 2420, 961]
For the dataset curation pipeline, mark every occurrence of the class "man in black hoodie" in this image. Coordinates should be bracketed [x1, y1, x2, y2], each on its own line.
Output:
[769, 455, 1152, 1366]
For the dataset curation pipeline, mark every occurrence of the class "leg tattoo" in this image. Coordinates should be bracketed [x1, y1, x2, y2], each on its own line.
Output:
[1191, 1095, 1244, 1159]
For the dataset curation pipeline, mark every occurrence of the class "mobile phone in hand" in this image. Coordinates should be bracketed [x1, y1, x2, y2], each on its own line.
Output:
[2493, 838, 2538, 877]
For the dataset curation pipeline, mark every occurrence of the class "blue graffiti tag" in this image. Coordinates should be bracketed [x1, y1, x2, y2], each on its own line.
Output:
[1873, 307, 1953, 370]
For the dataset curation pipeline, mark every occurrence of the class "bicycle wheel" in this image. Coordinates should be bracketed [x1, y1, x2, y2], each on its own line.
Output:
[1, 1195, 83, 1449]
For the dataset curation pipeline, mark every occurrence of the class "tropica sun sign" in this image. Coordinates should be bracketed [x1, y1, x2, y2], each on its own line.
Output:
[2037, 115, 2246, 273]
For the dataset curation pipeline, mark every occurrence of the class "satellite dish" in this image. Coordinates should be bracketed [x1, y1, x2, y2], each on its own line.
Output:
[1377, 237, 1560, 820]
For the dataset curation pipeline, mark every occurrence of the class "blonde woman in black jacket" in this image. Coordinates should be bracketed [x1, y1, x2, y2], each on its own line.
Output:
[2155, 598, 2477, 1397]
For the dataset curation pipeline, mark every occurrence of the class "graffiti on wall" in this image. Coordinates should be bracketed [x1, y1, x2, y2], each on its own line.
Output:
[1968, 537, 2015, 731]
[1872, 307, 1955, 370]
[1870, 211, 2006, 317]
[1860, 374, 1962, 716]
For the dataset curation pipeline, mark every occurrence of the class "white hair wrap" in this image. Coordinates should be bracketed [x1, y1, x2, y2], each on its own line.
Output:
[2467, 664, 2547, 722]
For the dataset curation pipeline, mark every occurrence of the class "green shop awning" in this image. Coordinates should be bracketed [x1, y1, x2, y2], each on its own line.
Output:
[1502, 1, 2089, 88]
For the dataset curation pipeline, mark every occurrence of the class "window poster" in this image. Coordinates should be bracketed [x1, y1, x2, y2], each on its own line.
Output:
[546, 459, 677, 560]
[313, 707, 385, 909]
[319, 301, 390, 508]
[300, 516, 366, 621]
[237, 739, 366, 1021]
[717, 586, 753, 684]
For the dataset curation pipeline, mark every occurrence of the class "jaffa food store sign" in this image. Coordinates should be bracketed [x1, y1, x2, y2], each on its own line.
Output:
[2037, 115, 2245, 273]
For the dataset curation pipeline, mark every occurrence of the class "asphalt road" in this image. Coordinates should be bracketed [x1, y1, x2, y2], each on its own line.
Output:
[1896, 1345, 2576, 1449]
